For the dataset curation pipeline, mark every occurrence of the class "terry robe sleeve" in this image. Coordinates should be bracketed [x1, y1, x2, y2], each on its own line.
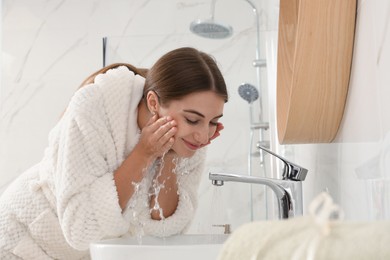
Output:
[48, 67, 139, 250]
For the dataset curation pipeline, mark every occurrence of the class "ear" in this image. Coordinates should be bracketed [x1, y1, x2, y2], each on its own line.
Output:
[146, 91, 160, 114]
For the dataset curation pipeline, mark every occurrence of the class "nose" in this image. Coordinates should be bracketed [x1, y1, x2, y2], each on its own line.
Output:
[194, 127, 211, 145]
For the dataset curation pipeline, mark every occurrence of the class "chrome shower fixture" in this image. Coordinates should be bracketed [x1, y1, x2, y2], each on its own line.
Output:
[190, 19, 233, 39]
[189, 0, 233, 39]
[238, 83, 259, 104]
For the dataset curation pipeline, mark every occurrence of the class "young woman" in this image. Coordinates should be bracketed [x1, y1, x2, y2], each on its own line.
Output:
[0, 47, 228, 259]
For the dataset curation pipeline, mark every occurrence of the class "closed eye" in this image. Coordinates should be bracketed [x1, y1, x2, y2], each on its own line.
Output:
[186, 118, 199, 125]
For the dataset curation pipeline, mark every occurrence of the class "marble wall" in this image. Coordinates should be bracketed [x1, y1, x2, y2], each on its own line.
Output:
[1, 0, 280, 233]
[1, 0, 389, 236]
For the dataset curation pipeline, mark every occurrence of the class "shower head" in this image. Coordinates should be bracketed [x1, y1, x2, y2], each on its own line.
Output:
[190, 19, 233, 39]
[238, 83, 259, 104]
[189, 0, 233, 39]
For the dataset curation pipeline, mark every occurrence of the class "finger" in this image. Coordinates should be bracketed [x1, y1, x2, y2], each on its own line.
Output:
[156, 126, 177, 145]
[210, 131, 220, 141]
[155, 132, 176, 157]
[216, 122, 224, 132]
[145, 114, 159, 126]
[208, 122, 223, 142]
[160, 136, 175, 154]
[154, 119, 176, 139]
[146, 116, 173, 133]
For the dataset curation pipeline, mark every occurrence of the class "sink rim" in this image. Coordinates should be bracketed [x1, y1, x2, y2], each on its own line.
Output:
[90, 234, 230, 247]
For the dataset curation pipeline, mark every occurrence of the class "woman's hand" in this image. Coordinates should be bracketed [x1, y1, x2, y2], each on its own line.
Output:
[114, 115, 177, 210]
[136, 114, 177, 161]
[200, 122, 224, 148]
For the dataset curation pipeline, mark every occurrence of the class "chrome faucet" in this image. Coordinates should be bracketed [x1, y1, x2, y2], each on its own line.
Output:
[209, 145, 308, 219]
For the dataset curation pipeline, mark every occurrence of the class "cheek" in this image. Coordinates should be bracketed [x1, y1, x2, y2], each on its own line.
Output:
[173, 120, 188, 137]
[157, 108, 169, 119]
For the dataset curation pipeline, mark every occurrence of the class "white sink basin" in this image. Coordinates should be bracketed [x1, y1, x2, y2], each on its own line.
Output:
[90, 234, 229, 260]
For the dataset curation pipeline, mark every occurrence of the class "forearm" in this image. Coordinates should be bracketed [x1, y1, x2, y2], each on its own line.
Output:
[150, 153, 179, 220]
[114, 145, 154, 210]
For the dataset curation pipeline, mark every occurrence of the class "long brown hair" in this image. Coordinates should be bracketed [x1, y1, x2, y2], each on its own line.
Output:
[144, 47, 228, 105]
[79, 47, 228, 104]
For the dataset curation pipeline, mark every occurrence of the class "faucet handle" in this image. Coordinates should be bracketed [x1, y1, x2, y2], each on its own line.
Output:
[256, 144, 308, 181]
[212, 224, 231, 234]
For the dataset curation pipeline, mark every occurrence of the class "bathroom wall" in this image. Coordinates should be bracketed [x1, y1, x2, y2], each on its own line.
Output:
[1, 0, 389, 238]
[1, 0, 279, 233]
[289, 0, 390, 221]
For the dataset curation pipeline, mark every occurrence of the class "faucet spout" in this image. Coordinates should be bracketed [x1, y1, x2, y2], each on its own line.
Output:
[209, 172, 292, 219]
[210, 147, 307, 219]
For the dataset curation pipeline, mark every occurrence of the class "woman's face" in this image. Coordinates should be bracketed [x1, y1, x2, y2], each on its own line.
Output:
[157, 91, 225, 158]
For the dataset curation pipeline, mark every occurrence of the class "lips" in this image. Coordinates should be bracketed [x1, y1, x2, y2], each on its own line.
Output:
[182, 139, 201, 150]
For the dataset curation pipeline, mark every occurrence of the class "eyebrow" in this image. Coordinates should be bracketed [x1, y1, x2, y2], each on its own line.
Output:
[183, 109, 223, 119]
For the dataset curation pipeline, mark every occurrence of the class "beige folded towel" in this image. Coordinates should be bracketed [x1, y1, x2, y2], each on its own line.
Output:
[218, 193, 390, 260]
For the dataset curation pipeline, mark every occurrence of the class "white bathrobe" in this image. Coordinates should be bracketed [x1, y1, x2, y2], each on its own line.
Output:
[0, 66, 206, 259]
